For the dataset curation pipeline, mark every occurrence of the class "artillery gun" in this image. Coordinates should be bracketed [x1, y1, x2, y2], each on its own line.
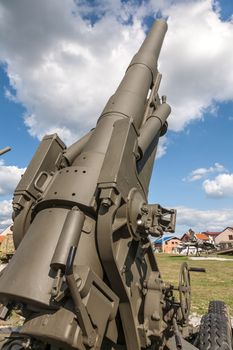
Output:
[0, 20, 231, 350]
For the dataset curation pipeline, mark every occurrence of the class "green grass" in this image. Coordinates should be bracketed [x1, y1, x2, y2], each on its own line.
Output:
[156, 253, 233, 316]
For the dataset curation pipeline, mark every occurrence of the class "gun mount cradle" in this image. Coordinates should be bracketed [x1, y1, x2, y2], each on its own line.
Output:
[0, 20, 232, 350]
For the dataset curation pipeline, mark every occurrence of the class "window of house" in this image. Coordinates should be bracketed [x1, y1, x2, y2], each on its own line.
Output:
[229, 235, 233, 240]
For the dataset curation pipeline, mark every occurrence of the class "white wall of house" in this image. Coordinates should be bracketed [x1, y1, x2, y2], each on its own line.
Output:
[215, 227, 233, 244]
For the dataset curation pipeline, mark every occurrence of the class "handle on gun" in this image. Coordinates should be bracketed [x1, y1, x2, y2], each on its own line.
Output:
[189, 267, 206, 273]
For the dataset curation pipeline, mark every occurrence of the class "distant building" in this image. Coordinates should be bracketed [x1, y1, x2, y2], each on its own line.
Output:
[180, 229, 196, 243]
[0, 225, 15, 262]
[195, 233, 209, 241]
[154, 236, 181, 254]
[180, 230, 209, 243]
[0, 225, 13, 242]
[215, 227, 233, 250]
[180, 233, 190, 243]
[202, 231, 221, 242]
[179, 230, 217, 255]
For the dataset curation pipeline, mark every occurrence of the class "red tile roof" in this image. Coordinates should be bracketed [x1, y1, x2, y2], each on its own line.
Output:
[195, 233, 209, 241]
[202, 231, 220, 236]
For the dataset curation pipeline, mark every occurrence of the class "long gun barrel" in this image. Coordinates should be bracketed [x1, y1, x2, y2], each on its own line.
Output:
[100, 20, 168, 128]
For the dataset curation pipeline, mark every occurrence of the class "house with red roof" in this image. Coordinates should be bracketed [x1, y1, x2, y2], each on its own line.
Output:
[195, 233, 209, 241]
[202, 231, 221, 242]
[181, 230, 209, 243]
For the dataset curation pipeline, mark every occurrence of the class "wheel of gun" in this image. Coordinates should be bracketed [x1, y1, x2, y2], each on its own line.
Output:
[0, 20, 231, 350]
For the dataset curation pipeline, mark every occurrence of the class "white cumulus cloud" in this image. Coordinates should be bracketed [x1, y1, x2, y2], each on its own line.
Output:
[0, 0, 145, 144]
[157, 136, 168, 159]
[0, 160, 25, 196]
[176, 205, 233, 234]
[159, 0, 233, 131]
[183, 162, 226, 182]
[0, 200, 12, 231]
[203, 173, 233, 197]
[0, 0, 232, 147]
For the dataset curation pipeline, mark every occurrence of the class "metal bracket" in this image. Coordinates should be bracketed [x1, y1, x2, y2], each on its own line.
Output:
[137, 204, 176, 237]
[65, 246, 98, 348]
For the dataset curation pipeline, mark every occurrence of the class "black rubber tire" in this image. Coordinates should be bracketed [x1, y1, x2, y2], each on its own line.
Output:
[208, 301, 230, 317]
[199, 313, 232, 350]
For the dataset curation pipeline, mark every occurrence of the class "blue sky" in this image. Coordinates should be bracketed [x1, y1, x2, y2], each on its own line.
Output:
[0, 0, 233, 235]
[0, 68, 38, 167]
[151, 100, 233, 205]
